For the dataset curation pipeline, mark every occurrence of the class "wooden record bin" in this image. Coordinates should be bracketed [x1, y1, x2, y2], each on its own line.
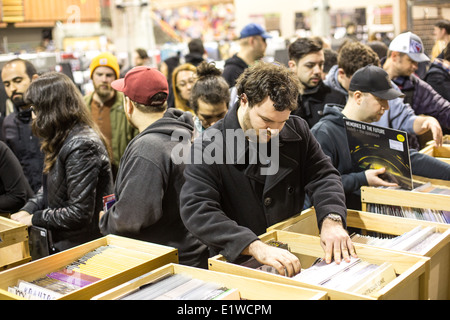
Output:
[208, 230, 430, 300]
[360, 185, 450, 213]
[0, 235, 178, 300]
[412, 175, 450, 189]
[268, 208, 450, 300]
[419, 143, 450, 164]
[91, 263, 328, 300]
[0, 216, 31, 270]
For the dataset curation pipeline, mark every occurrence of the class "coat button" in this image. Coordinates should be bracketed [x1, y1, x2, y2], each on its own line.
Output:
[264, 197, 272, 207]
[288, 186, 294, 194]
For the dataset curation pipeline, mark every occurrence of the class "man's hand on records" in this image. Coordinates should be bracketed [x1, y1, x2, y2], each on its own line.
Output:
[320, 216, 357, 265]
[243, 240, 301, 277]
[414, 115, 443, 147]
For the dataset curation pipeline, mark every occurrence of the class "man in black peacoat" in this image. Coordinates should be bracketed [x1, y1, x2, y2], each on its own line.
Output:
[180, 62, 356, 276]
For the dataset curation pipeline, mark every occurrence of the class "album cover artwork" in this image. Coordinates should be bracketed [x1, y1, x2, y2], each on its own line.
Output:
[344, 119, 413, 190]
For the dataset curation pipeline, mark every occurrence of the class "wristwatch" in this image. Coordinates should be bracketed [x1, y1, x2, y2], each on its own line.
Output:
[325, 213, 342, 223]
[320, 213, 342, 230]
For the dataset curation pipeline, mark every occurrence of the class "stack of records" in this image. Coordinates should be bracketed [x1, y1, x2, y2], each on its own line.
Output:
[351, 226, 444, 255]
[8, 245, 157, 300]
[368, 203, 450, 223]
[293, 257, 396, 296]
[119, 273, 240, 300]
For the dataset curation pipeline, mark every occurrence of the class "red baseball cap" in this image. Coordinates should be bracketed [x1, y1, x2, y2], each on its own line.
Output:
[111, 66, 169, 105]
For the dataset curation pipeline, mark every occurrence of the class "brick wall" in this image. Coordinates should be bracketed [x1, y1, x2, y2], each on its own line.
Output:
[412, 5, 446, 56]
[413, 17, 441, 56]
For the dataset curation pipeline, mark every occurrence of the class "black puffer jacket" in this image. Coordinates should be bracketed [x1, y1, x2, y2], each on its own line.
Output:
[393, 74, 450, 134]
[291, 81, 347, 128]
[21, 124, 114, 252]
[424, 59, 450, 102]
[1, 107, 44, 193]
[222, 54, 248, 88]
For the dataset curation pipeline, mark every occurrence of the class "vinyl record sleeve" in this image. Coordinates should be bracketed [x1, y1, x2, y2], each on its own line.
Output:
[344, 119, 413, 190]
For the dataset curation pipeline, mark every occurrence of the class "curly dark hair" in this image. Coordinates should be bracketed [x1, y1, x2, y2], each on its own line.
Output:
[338, 41, 380, 77]
[25, 72, 109, 173]
[190, 61, 230, 114]
[235, 61, 299, 112]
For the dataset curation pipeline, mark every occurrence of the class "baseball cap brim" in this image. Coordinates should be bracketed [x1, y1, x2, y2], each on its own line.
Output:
[372, 88, 405, 100]
[407, 52, 430, 63]
[260, 32, 272, 39]
[240, 32, 272, 39]
[111, 78, 125, 92]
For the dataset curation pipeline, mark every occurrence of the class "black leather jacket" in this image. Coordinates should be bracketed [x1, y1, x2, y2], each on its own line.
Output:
[21, 124, 114, 252]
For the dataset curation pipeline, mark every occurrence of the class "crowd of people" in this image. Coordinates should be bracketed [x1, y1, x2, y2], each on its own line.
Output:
[1, 19, 449, 275]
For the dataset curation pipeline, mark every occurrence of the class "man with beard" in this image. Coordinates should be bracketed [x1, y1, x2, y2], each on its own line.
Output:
[84, 52, 138, 178]
[1, 59, 43, 194]
[383, 32, 450, 138]
[181, 62, 356, 275]
[287, 38, 347, 128]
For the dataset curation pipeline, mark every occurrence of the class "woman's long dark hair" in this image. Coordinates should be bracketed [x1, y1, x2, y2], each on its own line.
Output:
[25, 72, 110, 173]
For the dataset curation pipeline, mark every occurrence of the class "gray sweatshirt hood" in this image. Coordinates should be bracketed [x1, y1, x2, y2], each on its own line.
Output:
[324, 65, 349, 98]
[141, 108, 195, 138]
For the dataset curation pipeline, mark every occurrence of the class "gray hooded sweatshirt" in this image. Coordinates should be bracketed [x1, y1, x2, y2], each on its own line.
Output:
[99, 108, 209, 268]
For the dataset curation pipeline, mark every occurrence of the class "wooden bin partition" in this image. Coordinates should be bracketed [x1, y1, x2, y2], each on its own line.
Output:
[360, 186, 450, 212]
[0, 216, 31, 270]
[268, 208, 450, 300]
[208, 230, 430, 300]
[0, 235, 178, 300]
[419, 144, 450, 164]
[91, 263, 328, 300]
[412, 176, 450, 189]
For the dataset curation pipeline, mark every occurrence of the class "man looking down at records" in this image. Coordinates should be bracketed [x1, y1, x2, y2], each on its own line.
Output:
[180, 62, 357, 276]
[98, 66, 209, 268]
[312, 65, 450, 210]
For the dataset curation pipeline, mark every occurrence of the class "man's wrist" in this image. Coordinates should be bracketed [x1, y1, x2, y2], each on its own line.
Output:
[320, 213, 343, 230]
[242, 239, 262, 256]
